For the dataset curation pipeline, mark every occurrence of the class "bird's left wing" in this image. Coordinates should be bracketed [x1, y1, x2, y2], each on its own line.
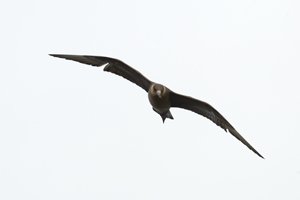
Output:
[169, 91, 264, 158]
[49, 54, 153, 92]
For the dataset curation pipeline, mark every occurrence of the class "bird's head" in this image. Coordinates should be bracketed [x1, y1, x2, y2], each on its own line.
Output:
[153, 84, 164, 98]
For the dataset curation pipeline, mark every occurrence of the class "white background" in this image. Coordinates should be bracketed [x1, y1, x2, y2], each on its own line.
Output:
[1, 0, 300, 199]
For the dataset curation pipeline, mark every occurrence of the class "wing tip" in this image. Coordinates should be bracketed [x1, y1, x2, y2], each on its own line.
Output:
[49, 54, 64, 58]
[255, 151, 265, 159]
[227, 128, 264, 159]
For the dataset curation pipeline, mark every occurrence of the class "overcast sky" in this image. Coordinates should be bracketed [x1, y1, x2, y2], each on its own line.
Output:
[1, 0, 300, 199]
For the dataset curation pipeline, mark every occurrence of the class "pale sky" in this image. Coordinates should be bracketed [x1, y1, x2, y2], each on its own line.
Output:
[1, 0, 300, 199]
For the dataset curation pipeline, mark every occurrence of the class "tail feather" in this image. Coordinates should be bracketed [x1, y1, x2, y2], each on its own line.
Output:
[161, 110, 174, 123]
[166, 110, 174, 119]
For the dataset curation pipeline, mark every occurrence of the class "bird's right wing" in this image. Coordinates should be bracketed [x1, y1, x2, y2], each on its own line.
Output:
[49, 54, 153, 92]
[169, 91, 264, 158]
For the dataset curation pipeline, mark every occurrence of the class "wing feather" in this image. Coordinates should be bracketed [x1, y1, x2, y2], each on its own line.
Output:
[49, 54, 153, 92]
[170, 91, 264, 158]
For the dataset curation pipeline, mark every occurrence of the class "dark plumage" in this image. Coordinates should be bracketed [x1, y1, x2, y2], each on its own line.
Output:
[49, 54, 264, 158]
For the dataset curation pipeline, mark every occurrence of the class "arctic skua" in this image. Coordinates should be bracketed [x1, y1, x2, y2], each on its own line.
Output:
[49, 54, 264, 158]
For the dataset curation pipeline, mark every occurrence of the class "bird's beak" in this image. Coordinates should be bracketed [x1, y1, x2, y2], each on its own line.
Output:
[156, 90, 162, 98]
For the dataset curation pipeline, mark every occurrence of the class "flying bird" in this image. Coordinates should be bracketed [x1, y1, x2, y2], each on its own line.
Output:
[49, 54, 264, 158]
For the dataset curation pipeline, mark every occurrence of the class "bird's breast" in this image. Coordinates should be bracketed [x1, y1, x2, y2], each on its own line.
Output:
[148, 91, 170, 112]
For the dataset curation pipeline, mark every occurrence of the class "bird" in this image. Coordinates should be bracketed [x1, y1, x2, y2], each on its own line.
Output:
[49, 54, 264, 158]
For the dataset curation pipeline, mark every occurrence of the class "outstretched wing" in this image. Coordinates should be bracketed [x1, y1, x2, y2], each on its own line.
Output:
[49, 54, 153, 92]
[170, 91, 264, 158]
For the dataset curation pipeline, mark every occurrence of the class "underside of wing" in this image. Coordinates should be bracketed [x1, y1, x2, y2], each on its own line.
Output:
[169, 91, 264, 158]
[49, 54, 153, 92]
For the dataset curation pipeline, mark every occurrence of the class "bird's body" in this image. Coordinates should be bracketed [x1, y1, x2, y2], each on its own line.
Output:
[148, 83, 173, 122]
[49, 54, 264, 158]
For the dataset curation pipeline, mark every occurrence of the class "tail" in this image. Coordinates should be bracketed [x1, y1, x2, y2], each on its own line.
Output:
[161, 110, 174, 123]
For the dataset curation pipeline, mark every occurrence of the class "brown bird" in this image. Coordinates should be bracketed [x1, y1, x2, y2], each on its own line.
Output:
[49, 54, 264, 158]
